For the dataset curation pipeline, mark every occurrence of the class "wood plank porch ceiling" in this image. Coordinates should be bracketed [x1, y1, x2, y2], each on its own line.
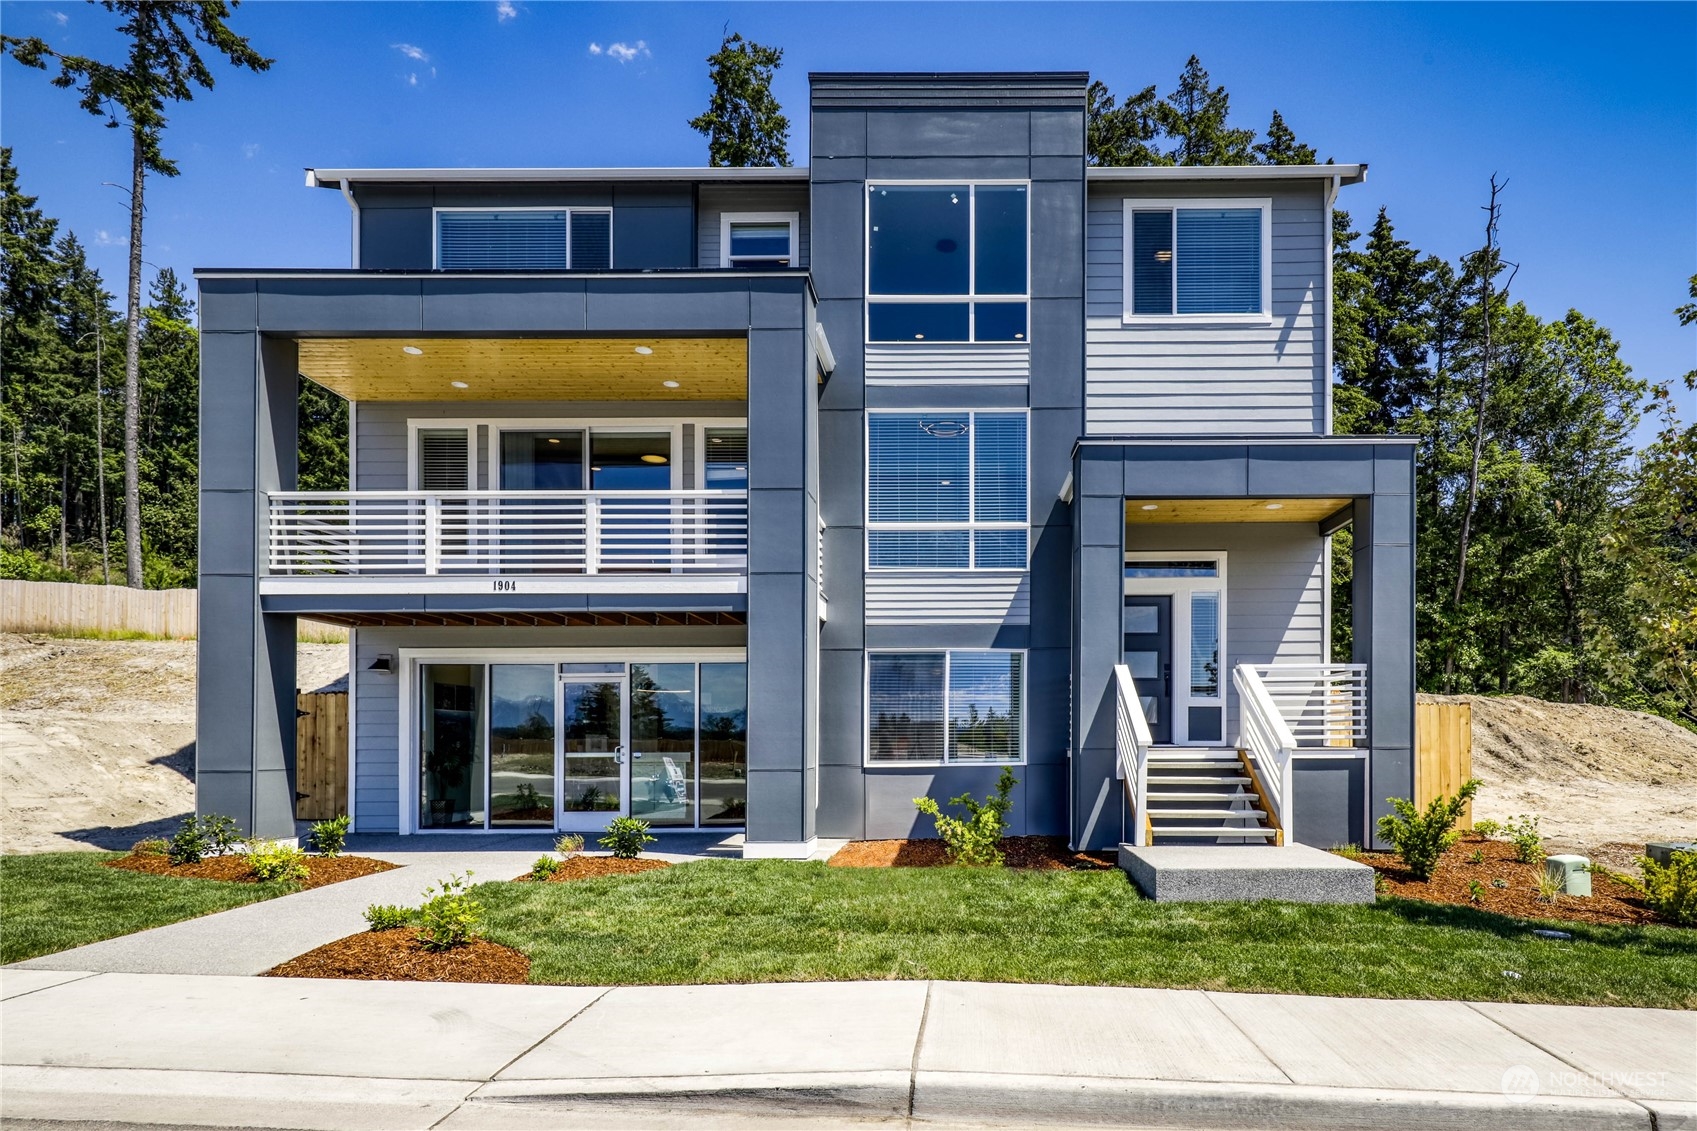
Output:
[301, 610, 746, 628]
[1126, 498, 1351, 524]
[296, 337, 747, 402]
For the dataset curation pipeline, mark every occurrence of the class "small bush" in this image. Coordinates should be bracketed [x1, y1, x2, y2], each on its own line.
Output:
[1471, 818, 1503, 839]
[554, 833, 585, 857]
[1467, 879, 1486, 904]
[1375, 779, 1481, 882]
[168, 813, 243, 865]
[600, 817, 656, 859]
[309, 814, 350, 858]
[1636, 850, 1697, 927]
[914, 766, 1019, 867]
[1504, 814, 1543, 864]
[529, 855, 561, 881]
[1535, 867, 1565, 904]
[364, 904, 413, 931]
[246, 839, 309, 882]
[1466, 848, 1485, 865]
[131, 838, 168, 857]
[416, 871, 482, 951]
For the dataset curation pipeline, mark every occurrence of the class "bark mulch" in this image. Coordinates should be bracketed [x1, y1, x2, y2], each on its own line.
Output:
[829, 836, 1116, 871]
[265, 928, 530, 984]
[104, 853, 395, 890]
[1355, 835, 1673, 928]
[516, 856, 671, 882]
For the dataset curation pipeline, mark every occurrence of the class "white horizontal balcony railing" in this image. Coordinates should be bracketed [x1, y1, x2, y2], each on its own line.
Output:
[267, 490, 748, 577]
[1244, 663, 1368, 749]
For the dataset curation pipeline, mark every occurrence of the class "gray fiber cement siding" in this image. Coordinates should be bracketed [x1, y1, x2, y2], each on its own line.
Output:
[809, 73, 1087, 840]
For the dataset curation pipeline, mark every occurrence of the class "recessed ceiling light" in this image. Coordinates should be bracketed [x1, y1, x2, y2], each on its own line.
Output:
[590, 466, 602, 472]
[710, 437, 723, 444]
[450, 380, 468, 389]
[402, 345, 424, 356]
[633, 345, 654, 355]
[546, 438, 560, 444]
[940, 480, 952, 486]
[1265, 503, 1284, 510]
[662, 380, 680, 388]
[1140, 504, 1159, 511]
[640, 454, 668, 465]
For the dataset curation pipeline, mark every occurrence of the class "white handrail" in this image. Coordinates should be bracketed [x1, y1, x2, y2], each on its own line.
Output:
[1234, 663, 1296, 842]
[1113, 663, 1154, 847]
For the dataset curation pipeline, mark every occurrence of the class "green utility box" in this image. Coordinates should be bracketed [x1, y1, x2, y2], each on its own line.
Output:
[1545, 854, 1590, 897]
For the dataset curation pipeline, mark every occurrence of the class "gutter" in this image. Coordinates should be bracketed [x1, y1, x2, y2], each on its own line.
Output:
[339, 179, 360, 270]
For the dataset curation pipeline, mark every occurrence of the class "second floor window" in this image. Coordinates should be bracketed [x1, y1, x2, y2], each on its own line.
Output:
[867, 411, 1027, 570]
[867, 183, 1028, 343]
[436, 209, 612, 271]
[720, 213, 798, 269]
[1123, 199, 1269, 319]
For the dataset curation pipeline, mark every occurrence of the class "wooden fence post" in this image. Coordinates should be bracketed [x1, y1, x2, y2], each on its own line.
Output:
[1415, 702, 1474, 829]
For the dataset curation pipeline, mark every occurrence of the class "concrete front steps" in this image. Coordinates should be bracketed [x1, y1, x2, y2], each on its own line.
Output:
[1118, 843, 1376, 903]
[1144, 747, 1278, 845]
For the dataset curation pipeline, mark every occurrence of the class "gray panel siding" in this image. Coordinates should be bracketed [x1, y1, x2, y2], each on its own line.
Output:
[1085, 183, 1328, 436]
[864, 344, 1030, 384]
[697, 186, 811, 268]
[1122, 522, 1326, 736]
[864, 572, 1031, 625]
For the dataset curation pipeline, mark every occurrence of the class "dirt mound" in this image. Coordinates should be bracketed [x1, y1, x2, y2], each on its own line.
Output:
[1421, 693, 1697, 858]
[0, 634, 348, 853]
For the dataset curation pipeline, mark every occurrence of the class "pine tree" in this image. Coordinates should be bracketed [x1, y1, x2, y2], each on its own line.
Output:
[0, 149, 61, 547]
[1254, 110, 1318, 165]
[1154, 56, 1256, 166]
[688, 33, 790, 168]
[1086, 80, 1167, 167]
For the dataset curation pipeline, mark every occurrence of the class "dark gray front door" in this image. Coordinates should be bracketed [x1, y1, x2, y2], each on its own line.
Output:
[1122, 595, 1172, 744]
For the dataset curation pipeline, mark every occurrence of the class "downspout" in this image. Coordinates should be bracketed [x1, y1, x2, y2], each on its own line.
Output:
[340, 179, 361, 269]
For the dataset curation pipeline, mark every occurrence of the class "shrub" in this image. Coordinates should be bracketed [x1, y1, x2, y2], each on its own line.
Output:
[168, 813, 242, 865]
[599, 817, 656, 859]
[1535, 867, 1566, 904]
[913, 766, 1019, 867]
[415, 871, 482, 951]
[131, 838, 168, 857]
[1466, 848, 1485, 865]
[1471, 818, 1503, 839]
[554, 833, 585, 857]
[309, 814, 350, 858]
[1467, 879, 1486, 904]
[529, 855, 561, 881]
[246, 839, 309, 883]
[363, 904, 413, 931]
[1504, 814, 1543, 864]
[1636, 850, 1697, 927]
[1374, 779, 1481, 882]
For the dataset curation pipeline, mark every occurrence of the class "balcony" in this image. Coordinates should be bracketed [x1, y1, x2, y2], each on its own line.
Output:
[263, 489, 748, 596]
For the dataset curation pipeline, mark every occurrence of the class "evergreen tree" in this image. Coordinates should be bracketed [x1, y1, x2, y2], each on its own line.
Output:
[1086, 80, 1167, 167]
[1154, 56, 1256, 165]
[298, 378, 348, 493]
[1254, 109, 1318, 165]
[0, 149, 61, 545]
[688, 33, 791, 167]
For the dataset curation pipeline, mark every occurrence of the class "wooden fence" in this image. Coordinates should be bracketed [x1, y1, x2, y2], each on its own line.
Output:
[295, 691, 349, 821]
[0, 579, 346, 641]
[1415, 701, 1474, 829]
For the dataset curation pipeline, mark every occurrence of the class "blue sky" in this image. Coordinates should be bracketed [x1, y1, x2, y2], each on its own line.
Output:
[3, 1, 1692, 427]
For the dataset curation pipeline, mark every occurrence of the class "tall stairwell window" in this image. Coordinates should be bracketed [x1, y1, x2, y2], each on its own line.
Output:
[867, 183, 1028, 342]
[867, 411, 1027, 569]
[1123, 199, 1270, 321]
[436, 208, 612, 270]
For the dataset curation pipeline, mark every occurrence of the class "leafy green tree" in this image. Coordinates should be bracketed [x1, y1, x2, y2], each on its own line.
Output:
[1086, 80, 1166, 166]
[1253, 110, 1318, 165]
[688, 33, 790, 167]
[298, 380, 349, 493]
[1154, 56, 1256, 165]
[4, 2, 272, 586]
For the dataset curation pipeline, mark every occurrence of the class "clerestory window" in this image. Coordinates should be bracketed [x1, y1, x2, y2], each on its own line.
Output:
[867, 183, 1029, 343]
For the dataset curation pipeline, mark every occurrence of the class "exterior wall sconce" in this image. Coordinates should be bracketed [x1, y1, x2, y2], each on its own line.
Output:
[368, 653, 394, 673]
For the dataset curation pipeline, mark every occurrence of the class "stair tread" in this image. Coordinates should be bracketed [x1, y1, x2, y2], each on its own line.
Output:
[1150, 808, 1269, 818]
[1149, 775, 1253, 784]
[1151, 827, 1279, 837]
[1145, 791, 1255, 800]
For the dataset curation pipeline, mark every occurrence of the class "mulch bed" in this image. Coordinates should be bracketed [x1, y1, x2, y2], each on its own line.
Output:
[104, 852, 395, 890]
[1356, 835, 1673, 928]
[515, 856, 671, 882]
[265, 928, 530, 984]
[829, 836, 1117, 871]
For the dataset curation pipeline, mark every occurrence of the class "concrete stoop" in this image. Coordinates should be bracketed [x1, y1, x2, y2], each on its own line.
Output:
[1118, 843, 1375, 903]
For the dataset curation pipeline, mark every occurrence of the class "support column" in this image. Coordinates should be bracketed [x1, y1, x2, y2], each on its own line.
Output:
[1353, 444, 1416, 849]
[197, 333, 298, 839]
[1070, 448, 1127, 850]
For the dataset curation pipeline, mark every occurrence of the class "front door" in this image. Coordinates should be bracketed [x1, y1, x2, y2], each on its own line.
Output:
[557, 668, 628, 830]
[1122, 595, 1172, 744]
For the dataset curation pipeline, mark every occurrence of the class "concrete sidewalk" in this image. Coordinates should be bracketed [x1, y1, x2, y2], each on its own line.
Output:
[2, 972, 1691, 1130]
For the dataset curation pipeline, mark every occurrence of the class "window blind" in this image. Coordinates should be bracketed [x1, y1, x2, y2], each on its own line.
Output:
[569, 211, 612, 270]
[437, 212, 568, 271]
[868, 653, 946, 763]
[972, 413, 1027, 523]
[867, 651, 1022, 765]
[868, 415, 970, 523]
[416, 429, 470, 490]
[1176, 209, 1261, 314]
[1190, 590, 1221, 696]
[1131, 210, 1174, 315]
[948, 651, 1023, 762]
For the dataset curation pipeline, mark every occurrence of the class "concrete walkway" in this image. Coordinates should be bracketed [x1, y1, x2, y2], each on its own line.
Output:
[2, 972, 1691, 1130]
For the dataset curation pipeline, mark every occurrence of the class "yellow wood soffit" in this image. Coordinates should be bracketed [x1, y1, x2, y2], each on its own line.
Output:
[296, 337, 748, 402]
[1126, 498, 1351, 524]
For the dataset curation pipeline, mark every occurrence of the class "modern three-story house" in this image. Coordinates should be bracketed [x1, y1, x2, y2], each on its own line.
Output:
[196, 71, 1415, 864]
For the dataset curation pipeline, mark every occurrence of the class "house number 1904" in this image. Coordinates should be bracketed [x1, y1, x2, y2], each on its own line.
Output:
[493, 579, 517, 592]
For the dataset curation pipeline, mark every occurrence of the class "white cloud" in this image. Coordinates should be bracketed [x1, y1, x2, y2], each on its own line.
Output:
[50, 10, 68, 25]
[242, 142, 260, 159]
[588, 42, 602, 55]
[601, 40, 648, 63]
[392, 43, 430, 63]
[94, 230, 125, 247]
[407, 73, 419, 87]
[495, 0, 517, 22]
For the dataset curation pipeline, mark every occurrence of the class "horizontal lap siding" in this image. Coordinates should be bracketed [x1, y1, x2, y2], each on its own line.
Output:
[697, 186, 810, 268]
[864, 344, 1031, 384]
[865, 572, 1031, 624]
[353, 631, 401, 832]
[1085, 185, 1328, 435]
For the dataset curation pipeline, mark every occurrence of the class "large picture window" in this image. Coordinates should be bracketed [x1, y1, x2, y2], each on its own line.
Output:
[867, 411, 1027, 569]
[1123, 199, 1269, 319]
[436, 208, 612, 271]
[867, 651, 1024, 765]
[867, 183, 1028, 342]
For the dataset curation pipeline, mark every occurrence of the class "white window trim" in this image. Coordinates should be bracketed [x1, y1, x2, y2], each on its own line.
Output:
[1122, 551, 1229, 746]
[719, 211, 799, 268]
[406, 424, 475, 490]
[863, 408, 1030, 573]
[432, 206, 614, 271]
[864, 180, 1032, 344]
[1120, 197, 1273, 325]
[863, 647, 1028, 768]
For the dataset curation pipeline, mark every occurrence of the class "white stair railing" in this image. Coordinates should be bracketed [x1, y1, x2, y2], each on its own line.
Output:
[1112, 663, 1154, 847]
[1233, 664, 1297, 843]
[1247, 663, 1368, 748]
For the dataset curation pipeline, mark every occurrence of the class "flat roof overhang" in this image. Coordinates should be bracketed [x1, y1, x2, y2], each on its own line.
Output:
[288, 610, 747, 628]
[1127, 498, 1352, 524]
[306, 166, 809, 188]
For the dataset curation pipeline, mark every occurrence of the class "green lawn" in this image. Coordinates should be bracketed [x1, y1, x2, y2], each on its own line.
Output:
[0, 852, 296, 964]
[477, 861, 1697, 1008]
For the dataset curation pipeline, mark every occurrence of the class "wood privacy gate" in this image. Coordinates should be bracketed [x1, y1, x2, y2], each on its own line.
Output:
[295, 691, 349, 821]
[1414, 701, 1473, 830]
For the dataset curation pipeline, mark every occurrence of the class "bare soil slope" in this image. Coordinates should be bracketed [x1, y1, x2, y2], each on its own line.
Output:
[1422, 693, 1697, 859]
[0, 634, 347, 853]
